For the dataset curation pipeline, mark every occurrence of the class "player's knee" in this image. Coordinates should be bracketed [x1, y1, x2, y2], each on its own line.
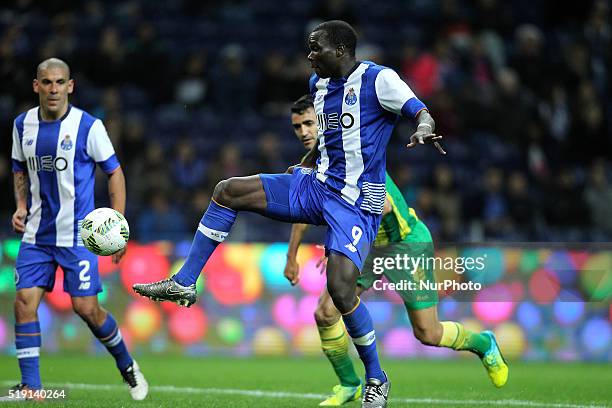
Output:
[413, 324, 441, 346]
[314, 303, 340, 327]
[212, 179, 231, 206]
[327, 288, 356, 314]
[73, 302, 100, 325]
[327, 279, 357, 314]
[213, 178, 242, 208]
[326, 254, 360, 313]
[14, 294, 37, 321]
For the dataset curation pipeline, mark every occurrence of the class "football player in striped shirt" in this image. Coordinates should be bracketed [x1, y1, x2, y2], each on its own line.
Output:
[284, 96, 508, 407]
[9, 58, 147, 400]
[135, 20, 440, 408]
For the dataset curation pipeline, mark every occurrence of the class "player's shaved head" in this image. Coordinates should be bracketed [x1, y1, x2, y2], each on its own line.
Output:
[37, 58, 70, 79]
[34, 57, 74, 120]
[312, 20, 357, 57]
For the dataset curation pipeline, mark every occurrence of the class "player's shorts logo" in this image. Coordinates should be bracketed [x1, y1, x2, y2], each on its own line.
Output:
[60, 135, 73, 151]
[14, 268, 19, 285]
[25, 139, 34, 146]
[344, 88, 357, 106]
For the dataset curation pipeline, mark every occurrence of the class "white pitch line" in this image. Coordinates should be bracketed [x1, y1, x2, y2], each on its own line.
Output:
[0, 381, 608, 408]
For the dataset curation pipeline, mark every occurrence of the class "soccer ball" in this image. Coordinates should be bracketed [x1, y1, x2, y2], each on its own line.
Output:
[80, 208, 129, 256]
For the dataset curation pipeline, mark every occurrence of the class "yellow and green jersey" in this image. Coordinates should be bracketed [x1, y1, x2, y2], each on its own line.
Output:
[361, 172, 437, 309]
[374, 172, 420, 246]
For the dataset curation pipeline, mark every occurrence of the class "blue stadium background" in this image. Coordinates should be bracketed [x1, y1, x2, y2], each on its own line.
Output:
[0, 0, 610, 362]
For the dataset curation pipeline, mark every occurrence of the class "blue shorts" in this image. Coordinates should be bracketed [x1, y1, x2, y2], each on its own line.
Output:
[15, 243, 101, 297]
[260, 168, 381, 270]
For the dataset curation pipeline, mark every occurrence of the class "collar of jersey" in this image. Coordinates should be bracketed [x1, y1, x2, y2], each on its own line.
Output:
[38, 104, 72, 123]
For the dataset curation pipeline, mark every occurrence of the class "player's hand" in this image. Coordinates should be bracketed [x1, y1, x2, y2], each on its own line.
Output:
[316, 254, 328, 274]
[315, 245, 328, 274]
[112, 247, 126, 264]
[12, 208, 27, 233]
[407, 128, 446, 155]
[284, 256, 300, 285]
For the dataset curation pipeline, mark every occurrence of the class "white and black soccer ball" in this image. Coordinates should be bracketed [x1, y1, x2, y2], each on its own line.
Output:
[80, 208, 129, 256]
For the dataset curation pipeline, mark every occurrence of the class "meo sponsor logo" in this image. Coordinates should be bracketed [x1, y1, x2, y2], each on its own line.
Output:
[316, 112, 354, 131]
[28, 155, 68, 172]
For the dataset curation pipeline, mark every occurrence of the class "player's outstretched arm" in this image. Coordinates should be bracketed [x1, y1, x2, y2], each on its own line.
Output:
[284, 223, 310, 285]
[108, 167, 127, 263]
[12, 171, 28, 233]
[374, 67, 446, 155]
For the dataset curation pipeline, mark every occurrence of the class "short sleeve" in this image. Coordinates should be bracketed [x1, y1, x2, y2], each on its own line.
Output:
[11, 121, 26, 172]
[374, 68, 427, 117]
[86, 119, 120, 174]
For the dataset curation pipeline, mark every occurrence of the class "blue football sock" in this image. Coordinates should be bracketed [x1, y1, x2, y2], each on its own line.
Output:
[173, 200, 237, 287]
[15, 321, 42, 389]
[90, 313, 133, 372]
[342, 299, 386, 382]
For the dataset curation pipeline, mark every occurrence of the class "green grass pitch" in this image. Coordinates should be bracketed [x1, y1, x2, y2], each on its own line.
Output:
[1, 355, 610, 407]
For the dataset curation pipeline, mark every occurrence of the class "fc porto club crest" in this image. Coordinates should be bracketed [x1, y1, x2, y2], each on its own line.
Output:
[60, 135, 73, 151]
[344, 88, 357, 105]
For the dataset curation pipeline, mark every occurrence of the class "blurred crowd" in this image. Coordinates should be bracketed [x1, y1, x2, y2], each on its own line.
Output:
[1, 0, 611, 243]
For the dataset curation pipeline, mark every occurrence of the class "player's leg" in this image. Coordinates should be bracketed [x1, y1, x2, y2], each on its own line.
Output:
[62, 247, 148, 400]
[315, 288, 362, 406]
[12, 243, 55, 392]
[399, 220, 508, 387]
[70, 296, 147, 399]
[13, 287, 45, 392]
[326, 251, 390, 408]
[71, 296, 131, 370]
[409, 306, 492, 350]
[135, 172, 307, 305]
[323, 200, 390, 407]
[327, 252, 384, 380]
[407, 305, 508, 387]
[170, 175, 264, 288]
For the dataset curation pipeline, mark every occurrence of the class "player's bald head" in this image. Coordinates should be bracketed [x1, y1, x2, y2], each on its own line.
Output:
[37, 58, 70, 79]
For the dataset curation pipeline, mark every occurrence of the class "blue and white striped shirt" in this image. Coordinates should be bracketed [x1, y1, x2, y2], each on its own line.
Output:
[11, 105, 120, 247]
[310, 61, 427, 214]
